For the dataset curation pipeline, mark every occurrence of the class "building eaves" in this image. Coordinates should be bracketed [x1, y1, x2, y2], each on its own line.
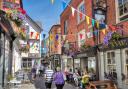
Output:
[49, 24, 61, 34]
[25, 14, 43, 33]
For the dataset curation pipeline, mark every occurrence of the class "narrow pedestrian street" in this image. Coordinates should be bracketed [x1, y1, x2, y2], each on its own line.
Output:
[28, 75, 79, 89]
[0, 0, 128, 89]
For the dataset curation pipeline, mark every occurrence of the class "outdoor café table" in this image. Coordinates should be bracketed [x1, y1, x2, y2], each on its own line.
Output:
[90, 80, 116, 89]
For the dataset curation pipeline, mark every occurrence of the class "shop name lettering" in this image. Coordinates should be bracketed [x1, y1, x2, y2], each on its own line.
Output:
[77, 53, 87, 57]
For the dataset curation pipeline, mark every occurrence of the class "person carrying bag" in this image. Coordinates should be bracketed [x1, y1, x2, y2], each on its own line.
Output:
[53, 67, 65, 89]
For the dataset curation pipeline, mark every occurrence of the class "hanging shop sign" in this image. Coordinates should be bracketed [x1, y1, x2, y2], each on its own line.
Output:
[2, 0, 20, 10]
[100, 37, 128, 51]
[77, 53, 87, 58]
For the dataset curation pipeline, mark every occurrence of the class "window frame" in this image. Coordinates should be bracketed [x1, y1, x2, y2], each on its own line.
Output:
[77, 1, 85, 24]
[118, 0, 128, 21]
[64, 20, 68, 35]
[106, 51, 116, 74]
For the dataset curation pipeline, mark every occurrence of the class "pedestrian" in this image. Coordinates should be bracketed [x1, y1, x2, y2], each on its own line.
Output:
[80, 71, 90, 89]
[53, 67, 66, 89]
[39, 64, 44, 77]
[31, 67, 36, 81]
[44, 66, 54, 89]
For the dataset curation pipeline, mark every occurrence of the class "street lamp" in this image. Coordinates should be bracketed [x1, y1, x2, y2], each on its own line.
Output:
[92, 0, 108, 80]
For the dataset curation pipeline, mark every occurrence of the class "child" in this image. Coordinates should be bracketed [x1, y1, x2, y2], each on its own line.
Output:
[81, 71, 90, 89]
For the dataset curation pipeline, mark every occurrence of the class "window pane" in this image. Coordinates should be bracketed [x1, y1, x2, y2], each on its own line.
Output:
[124, 2, 128, 13]
[119, 6, 123, 16]
[118, 0, 123, 5]
[108, 59, 111, 64]
[111, 52, 115, 57]
[107, 53, 110, 58]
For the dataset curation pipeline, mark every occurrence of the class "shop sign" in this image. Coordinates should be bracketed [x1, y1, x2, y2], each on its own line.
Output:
[77, 53, 87, 58]
[28, 53, 40, 58]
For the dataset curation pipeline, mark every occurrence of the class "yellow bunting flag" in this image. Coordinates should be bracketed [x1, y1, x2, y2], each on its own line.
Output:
[71, 7, 75, 17]
[51, 0, 54, 4]
[102, 29, 106, 34]
[86, 16, 90, 24]
[50, 34, 53, 41]
[96, 21, 99, 28]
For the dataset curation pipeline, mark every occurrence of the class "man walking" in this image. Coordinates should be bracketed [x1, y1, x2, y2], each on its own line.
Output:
[44, 66, 54, 89]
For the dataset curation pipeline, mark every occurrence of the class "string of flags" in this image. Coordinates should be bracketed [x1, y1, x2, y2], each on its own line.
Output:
[50, 0, 123, 46]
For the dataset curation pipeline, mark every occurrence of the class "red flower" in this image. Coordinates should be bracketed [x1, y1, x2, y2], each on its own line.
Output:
[17, 8, 26, 14]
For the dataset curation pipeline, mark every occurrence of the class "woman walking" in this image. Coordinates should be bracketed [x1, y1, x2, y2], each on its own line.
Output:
[53, 67, 65, 89]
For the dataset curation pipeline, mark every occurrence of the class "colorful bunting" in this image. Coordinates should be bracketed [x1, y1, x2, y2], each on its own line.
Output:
[30, 32, 34, 37]
[96, 21, 99, 28]
[92, 19, 95, 27]
[86, 16, 90, 24]
[102, 29, 106, 34]
[80, 13, 83, 20]
[80, 34, 83, 39]
[62, 1, 67, 10]
[50, 34, 53, 41]
[55, 34, 59, 40]
[71, 7, 75, 17]
[87, 32, 93, 38]
[36, 33, 39, 39]
[93, 30, 98, 36]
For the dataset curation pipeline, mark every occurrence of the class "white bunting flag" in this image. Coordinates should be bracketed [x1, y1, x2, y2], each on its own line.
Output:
[71, 7, 75, 16]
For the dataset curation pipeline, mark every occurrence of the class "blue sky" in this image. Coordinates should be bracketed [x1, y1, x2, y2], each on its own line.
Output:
[23, 0, 70, 38]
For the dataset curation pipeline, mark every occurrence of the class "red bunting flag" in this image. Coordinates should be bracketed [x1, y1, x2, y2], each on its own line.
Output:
[30, 32, 34, 37]
[80, 34, 83, 39]
[80, 13, 83, 20]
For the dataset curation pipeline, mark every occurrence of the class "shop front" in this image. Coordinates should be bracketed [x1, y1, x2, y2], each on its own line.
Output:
[99, 38, 128, 89]
[0, 12, 16, 88]
[76, 48, 97, 76]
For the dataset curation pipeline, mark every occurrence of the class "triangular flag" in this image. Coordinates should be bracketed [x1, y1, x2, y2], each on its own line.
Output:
[80, 13, 83, 20]
[96, 21, 99, 28]
[86, 16, 90, 24]
[80, 34, 83, 39]
[30, 32, 34, 37]
[92, 19, 95, 27]
[71, 7, 75, 17]
[93, 30, 98, 36]
[50, 34, 53, 40]
[55, 34, 59, 40]
[102, 29, 106, 34]
[51, 0, 54, 4]
[62, 1, 67, 10]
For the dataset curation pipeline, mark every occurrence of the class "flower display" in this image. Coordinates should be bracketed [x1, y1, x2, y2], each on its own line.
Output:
[6, 8, 26, 27]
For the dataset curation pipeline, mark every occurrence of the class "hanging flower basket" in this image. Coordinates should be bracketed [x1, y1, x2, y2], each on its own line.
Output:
[6, 8, 26, 27]
[19, 30, 27, 40]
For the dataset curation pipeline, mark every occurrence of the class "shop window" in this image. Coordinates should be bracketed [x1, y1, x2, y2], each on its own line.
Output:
[77, 1, 85, 24]
[64, 20, 68, 35]
[118, 0, 128, 21]
[125, 50, 128, 84]
[107, 52, 116, 76]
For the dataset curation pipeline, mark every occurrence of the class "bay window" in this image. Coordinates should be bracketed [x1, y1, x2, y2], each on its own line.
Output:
[118, 0, 128, 21]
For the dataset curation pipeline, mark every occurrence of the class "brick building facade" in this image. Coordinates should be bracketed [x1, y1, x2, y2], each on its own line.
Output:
[60, 0, 128, 88]
[49, 25, 61, 69]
